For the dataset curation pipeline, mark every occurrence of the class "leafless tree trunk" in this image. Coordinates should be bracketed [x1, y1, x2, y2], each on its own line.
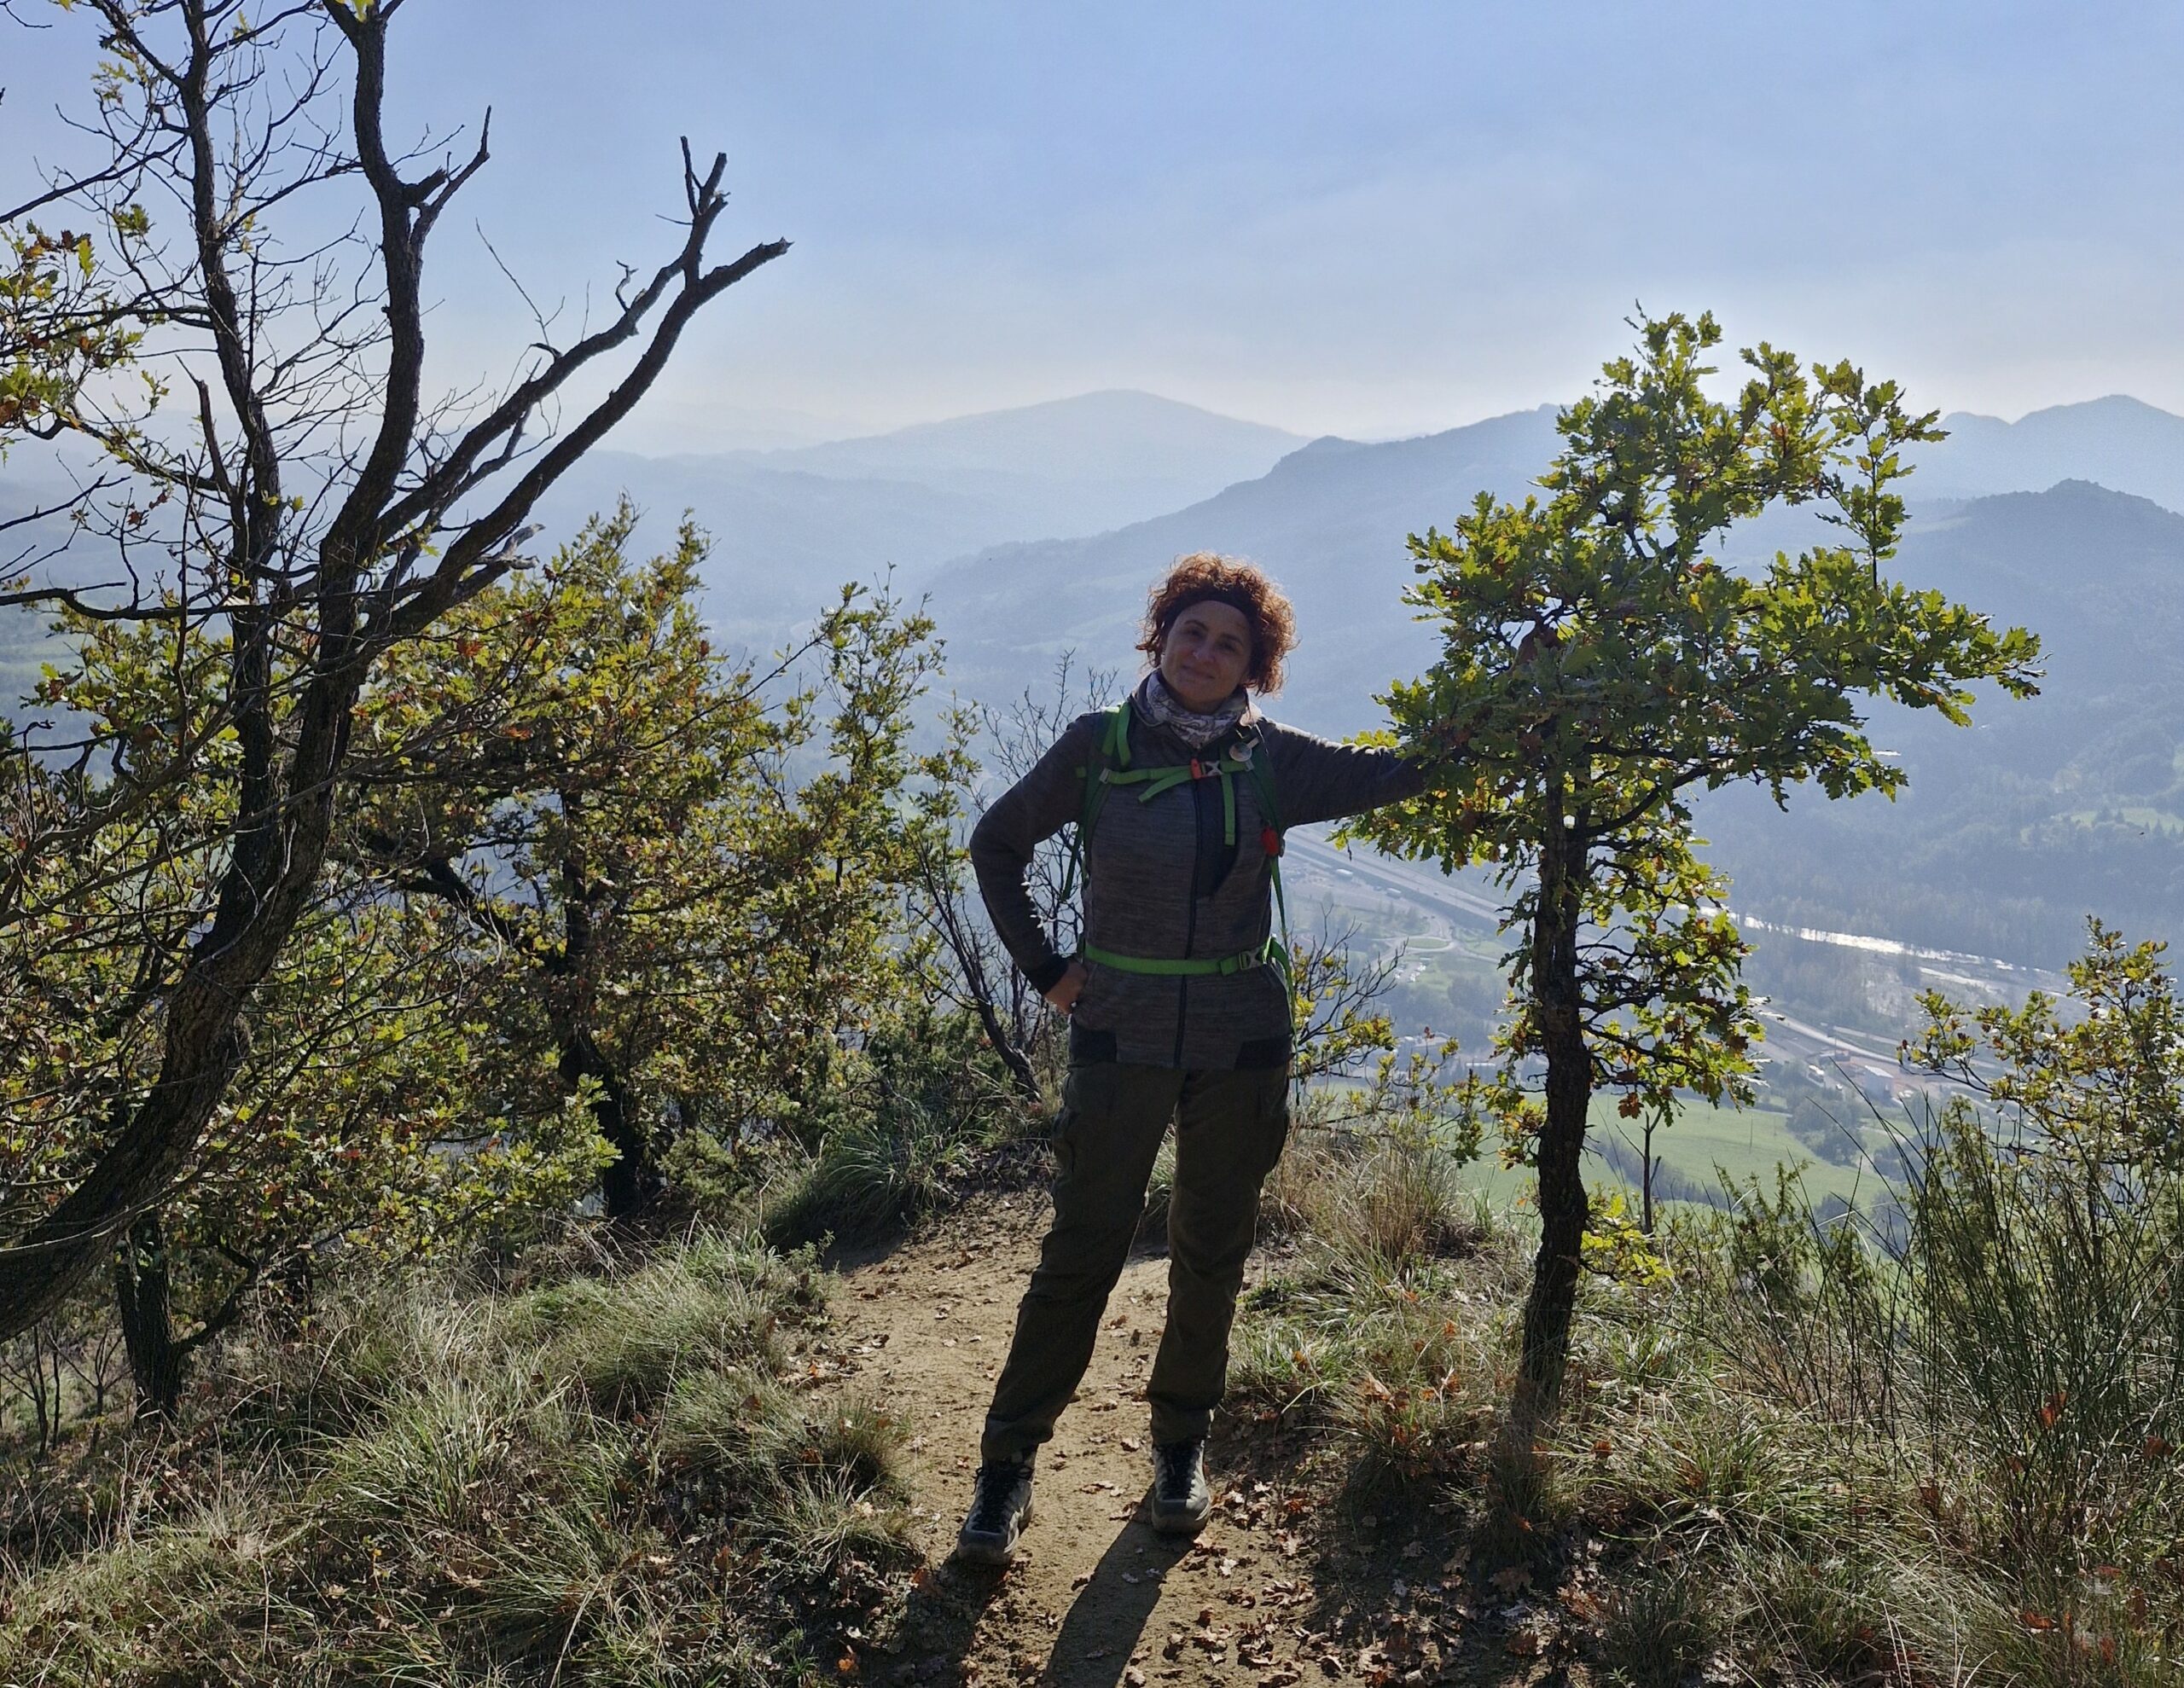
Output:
[908, 660, 1119, 1104]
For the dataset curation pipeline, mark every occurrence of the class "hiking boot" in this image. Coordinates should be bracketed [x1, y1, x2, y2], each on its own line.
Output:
[956, 1456, 1035, 1565]
[1149, 1438, 1211, 1534]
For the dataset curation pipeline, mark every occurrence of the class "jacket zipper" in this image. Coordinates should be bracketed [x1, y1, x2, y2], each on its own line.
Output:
[1173, 776, 1205, 1067]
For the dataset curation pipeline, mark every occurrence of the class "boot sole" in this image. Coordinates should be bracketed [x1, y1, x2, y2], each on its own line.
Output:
[1149, 1499, 1211, 1535]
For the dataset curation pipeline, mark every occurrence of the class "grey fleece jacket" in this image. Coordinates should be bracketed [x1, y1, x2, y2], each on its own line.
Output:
[969, 697, 1426, 1070]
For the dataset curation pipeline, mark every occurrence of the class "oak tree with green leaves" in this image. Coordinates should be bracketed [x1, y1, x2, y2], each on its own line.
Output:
[347, 508, 949, 1218]
[1354, 310, 2042, 1413]
[0, 221, 136, 450]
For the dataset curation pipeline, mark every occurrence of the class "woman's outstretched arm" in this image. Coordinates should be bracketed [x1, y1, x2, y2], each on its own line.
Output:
[1266, 721, 1432, 827]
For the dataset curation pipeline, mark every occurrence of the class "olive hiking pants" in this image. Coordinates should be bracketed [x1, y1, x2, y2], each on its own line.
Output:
[979, 1059, 1291, 1465]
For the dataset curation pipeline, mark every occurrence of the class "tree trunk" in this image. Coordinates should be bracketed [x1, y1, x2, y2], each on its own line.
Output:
[561, 1030, 656, 1220]
[970, 993, 1042, 1107]
[113, 1213, 187, 1418]
[1517, 815, 1591, 1421]
[0, 1005, 253, 1340]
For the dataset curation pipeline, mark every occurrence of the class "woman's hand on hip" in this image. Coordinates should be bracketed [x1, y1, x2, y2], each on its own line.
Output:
[1044, 960, 1089, 1013]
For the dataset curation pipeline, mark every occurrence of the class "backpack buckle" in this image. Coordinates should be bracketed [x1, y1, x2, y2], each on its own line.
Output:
[1262, 826, 1282, 857]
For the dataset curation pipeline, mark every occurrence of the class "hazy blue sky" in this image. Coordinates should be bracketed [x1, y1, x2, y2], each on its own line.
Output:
[9, 2, 2184, 450]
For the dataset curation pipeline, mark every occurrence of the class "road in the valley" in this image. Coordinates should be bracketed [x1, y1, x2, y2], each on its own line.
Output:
[1285, 831, 1993, 1097]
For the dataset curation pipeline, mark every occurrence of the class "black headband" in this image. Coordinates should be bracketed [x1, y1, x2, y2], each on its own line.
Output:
[1162, 586, 1258, 632]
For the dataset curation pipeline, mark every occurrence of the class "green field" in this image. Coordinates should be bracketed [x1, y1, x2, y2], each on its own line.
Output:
[1446, 1093, 1877, 1214]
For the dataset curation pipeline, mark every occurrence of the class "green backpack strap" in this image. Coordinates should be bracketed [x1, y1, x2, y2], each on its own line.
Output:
[1240, 732, 1292, 992]
[1057, 700, 1134, 909]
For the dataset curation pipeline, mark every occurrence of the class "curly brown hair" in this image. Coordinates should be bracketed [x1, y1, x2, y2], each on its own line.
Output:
[1137, 553, 1297, 695]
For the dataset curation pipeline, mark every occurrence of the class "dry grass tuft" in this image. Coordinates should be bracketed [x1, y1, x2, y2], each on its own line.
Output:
[0, 1231, 913, 1686]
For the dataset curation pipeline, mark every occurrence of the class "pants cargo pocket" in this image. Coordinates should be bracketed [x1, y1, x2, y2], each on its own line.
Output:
[1247, 1067, 1292, 1181]
[1049, 1059, 1120, 1184]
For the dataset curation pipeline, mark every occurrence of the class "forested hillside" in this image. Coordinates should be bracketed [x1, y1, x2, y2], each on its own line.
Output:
[1708, 479, 2184, 962]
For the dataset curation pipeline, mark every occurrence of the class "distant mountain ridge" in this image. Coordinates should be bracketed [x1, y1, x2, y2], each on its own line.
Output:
[726, 389, 1303, 492]
[1917, 394, 2184, 514]
[921, 392, 2184, 732]
[365, 388, 2184, 653]
[527, 391, 1305, 644]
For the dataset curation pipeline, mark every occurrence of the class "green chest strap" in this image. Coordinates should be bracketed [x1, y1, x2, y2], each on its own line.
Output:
[1060, 700, 1292, 983]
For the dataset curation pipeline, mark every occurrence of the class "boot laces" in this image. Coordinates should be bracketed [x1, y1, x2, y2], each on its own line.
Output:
[1155, 1439, 1202, 1497]
[967, 1459, 1028, 1531]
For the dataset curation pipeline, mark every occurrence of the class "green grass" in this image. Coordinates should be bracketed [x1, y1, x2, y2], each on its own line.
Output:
[1222, 1128, 2184, 1687]
[1600, 1096, 1872, 1208]
[0, 1233, 915, 1687]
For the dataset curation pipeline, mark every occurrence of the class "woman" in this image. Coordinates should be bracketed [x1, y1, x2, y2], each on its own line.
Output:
[956, 553, 1432, 1565]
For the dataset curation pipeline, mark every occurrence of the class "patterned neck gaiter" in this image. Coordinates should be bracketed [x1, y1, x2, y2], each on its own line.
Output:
[1135, 670, 1250, 749]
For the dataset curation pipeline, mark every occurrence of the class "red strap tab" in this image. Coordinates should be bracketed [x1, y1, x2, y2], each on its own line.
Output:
[1262, 826, 1282, 857]
[1189, 758, 1205, 780]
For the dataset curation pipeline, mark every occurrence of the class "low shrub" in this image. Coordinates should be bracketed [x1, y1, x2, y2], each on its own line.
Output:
[1228, 1135, 1521, 1482]
[761, 1008, 1013, 1246]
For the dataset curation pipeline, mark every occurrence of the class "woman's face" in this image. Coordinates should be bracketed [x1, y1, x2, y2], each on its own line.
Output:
[1159, 598, 1254, 712]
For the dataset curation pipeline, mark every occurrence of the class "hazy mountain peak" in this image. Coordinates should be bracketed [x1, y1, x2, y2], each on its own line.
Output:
[740, 389, 1305, 484]
[1918, 396, 2184, 514]
[526, 392, 1314, 631]
[1285, 433, 1372, 460]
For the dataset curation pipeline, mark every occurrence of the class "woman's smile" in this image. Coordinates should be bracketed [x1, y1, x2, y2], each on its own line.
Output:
[1158, 599, 1253, 711]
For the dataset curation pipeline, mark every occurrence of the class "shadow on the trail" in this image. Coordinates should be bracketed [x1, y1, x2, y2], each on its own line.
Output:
[1041, 1510, 1193, 1688]
[887, 1554, 1007, 1684]
[881, 1512, 1188, 1688]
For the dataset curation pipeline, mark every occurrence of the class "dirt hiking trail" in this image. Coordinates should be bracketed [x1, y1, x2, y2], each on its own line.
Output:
[836, 1193, 1566, 1688]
